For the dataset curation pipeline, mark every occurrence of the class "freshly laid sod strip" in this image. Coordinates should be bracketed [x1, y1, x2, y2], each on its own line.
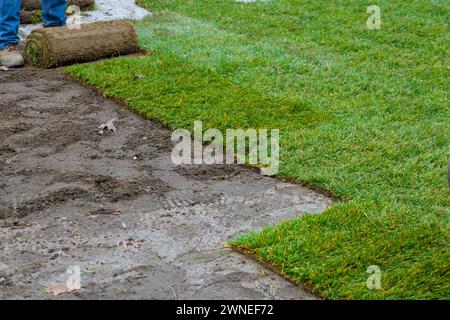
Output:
[67, 0, 449, 299]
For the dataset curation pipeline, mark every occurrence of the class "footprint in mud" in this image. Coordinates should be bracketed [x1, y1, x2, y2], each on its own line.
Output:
[174, 164, 259, 181]
[0, 144, 16, 157]
[0, 187, 91, 219]
[157, 190, 222, 210]
[49, 172, 172, 203]
[0, 122, 34, 139]
[0, 101, 29, 119]
[122, 125, 173, 156]
[15, 119, 102, 152]
[0, 173, 172, 219]
[91, 175, 172, 202]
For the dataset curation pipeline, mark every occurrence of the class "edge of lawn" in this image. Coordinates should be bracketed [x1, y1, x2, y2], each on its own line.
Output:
[64, 63, 336, 299]
[230, 243, 320, 297]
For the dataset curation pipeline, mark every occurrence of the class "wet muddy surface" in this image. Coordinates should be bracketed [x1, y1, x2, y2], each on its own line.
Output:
[0, 68, 332, 299]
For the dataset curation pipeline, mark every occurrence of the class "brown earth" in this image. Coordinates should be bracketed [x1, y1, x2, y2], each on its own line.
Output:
[0, 67, 332, 299]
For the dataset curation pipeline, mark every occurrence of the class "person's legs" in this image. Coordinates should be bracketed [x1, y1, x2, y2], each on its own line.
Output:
[0, 0, 21, 49]
[0, 0, 23, 67]
[42, 0, 66, 27]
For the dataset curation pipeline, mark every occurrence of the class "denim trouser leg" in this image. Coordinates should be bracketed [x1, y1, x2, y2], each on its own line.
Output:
[0, 0, 21, 50]
[42, 0, 67, 27]
[0, 1, 67, 50]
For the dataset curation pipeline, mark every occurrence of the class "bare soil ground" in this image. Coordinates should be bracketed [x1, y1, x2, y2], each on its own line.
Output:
[0, 68, 331, 299]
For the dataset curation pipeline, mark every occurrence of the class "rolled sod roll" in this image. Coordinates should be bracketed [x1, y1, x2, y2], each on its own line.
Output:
[20, 10, 42, 25]
[21, 0, 95, 24]
[24, 20, 140, 68]
[21, 0, 41, 11]
[21, 0, 95, 11]
[67, 0, 96, 9]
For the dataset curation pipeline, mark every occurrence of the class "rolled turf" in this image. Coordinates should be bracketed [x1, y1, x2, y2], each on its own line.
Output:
[20, 10, 42, 25]
[21, 0, 95, 11]
[20, 0, 95, 24]
[24, 20, 140, 68]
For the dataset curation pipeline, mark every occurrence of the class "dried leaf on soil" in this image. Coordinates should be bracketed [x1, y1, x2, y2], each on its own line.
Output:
[98, 118, 117, 132]
[117, 238, 144, 250]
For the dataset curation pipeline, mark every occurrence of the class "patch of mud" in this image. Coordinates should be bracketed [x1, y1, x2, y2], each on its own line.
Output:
[0, 188, 91, 219]
[0, 101, 29, 119]
[0, 144, 17, 157]
[124, 128, 172, 154]
[0, 67, 332, 300]
[13, 119, 102, 152]
[49, 173, 172, 202]
[0, 122, 34, 138]
[93, 175, 171, 202]
[174, 164, 259, 181]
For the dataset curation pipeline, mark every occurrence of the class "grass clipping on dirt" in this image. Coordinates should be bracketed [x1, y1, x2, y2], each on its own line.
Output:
[24, 20, 139, 68]
[67, 0, 449, 299]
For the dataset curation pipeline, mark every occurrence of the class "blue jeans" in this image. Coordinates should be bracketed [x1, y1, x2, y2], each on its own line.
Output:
[0, 0, 67, 49]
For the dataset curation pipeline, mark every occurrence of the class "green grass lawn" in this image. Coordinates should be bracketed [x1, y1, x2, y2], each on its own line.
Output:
[67, 0, 449, 299]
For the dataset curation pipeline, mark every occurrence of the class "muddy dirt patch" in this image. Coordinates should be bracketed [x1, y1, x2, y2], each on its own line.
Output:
[174, 164, 259, 181]
[49, 173, 172, 202]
